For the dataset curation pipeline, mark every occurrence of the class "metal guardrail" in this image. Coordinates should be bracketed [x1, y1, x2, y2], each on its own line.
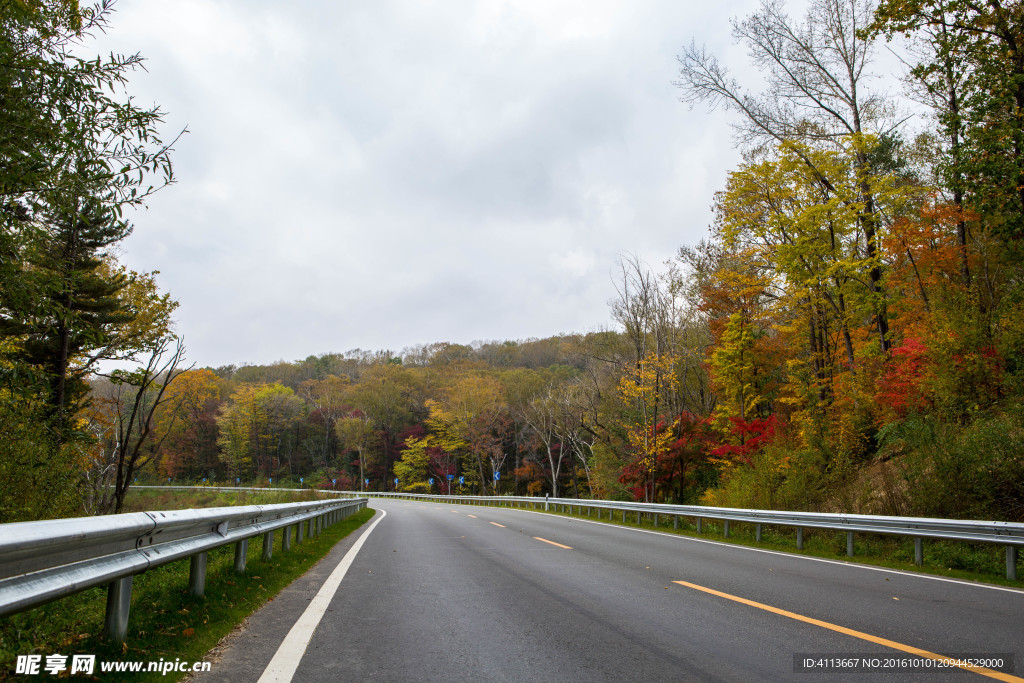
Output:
[0, 495, 367, 640]
[347, 491, 1024, 580]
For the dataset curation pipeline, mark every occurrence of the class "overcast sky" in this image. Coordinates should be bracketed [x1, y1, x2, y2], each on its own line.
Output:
[91, 0, 771, 368]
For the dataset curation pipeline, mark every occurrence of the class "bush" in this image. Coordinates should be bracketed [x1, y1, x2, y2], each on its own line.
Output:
[701, 444, 832, 511]
[893, 411, 1024, 521]
[0, 399, 83, 523]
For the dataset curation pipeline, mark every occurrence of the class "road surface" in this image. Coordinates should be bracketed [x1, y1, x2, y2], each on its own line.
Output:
[195, 499, 1023, 682]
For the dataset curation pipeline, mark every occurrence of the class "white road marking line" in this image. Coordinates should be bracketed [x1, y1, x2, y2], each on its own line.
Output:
[257, 510, 387, 683]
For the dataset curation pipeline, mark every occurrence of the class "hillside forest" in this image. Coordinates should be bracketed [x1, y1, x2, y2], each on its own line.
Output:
[2, 0, 1023, 523]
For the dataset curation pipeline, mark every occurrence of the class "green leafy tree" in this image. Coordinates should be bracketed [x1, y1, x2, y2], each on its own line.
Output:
[0, 1, 180, 520]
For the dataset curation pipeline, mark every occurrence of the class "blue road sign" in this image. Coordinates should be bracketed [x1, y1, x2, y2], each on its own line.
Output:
[332, 478, 336, 485]
[447, 474, 454, 480]
[494, 471, 500, 481]
[429, 478, 434, 485]
[459, 476, 465, 485]
[394, 478, 399, 486]
[365, 478, 369, 485]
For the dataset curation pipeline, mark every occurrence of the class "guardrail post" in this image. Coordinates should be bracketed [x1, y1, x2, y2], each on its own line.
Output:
[189, 553, 207, 597]
[914, 538, 923, 566]
[797, 528, 804, 550]
[696, 517, 702, 533]
[673, 515, 678, 530]
[756, 524, 762, 542]
[283, 525, 292, 551]
[102, 576, 133, 642]
[847, 532, 854, 557]
[723, 520, 729, 538]
[296, 521, 304, 544]
[653, 513, 659, 527]
[234, 539, 248, 573]
[262, 531, 274, 560]
[1008, 546, 1018, 581]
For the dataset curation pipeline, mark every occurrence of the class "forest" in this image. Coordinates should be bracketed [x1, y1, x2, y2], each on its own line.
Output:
[1, 0, 1023, 524]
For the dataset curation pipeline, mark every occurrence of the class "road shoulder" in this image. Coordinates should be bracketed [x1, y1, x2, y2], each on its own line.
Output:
[186, 508, 382, 683]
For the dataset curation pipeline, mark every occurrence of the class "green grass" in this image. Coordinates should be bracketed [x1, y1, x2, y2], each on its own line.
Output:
[494, 500, 1024, 589]
[121, 486, 337, 512]
[1, 500, 374, 682]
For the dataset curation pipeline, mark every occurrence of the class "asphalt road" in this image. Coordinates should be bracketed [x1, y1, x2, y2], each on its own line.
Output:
[197, 499, 1024, 682]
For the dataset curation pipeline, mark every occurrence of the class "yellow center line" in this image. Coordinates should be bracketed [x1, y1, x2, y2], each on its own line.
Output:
[489, 522, 506, 528]
[534, 536, 572, 549]
[673, 580, 1022, 682]
[467, 514, 477, 518]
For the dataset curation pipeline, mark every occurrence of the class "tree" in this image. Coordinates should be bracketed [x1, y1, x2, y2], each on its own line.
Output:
[0, 1, 181, 520]
[393, 435, 433, 493]
[1, 1, 178, 370]
[678, 0, 896, 352]
[0, 200, 176, 439]
[522, 390, 568, 497]
[86, 335, 188, 514]
[156, 368, 221, 480]
[551, 380, 598, 498]
[216, 383, 303, 480]
[871, 0, 1024, 241]
[617, 352, 679, 502]
[299, 375, 350, 472]
[337, 412, 377, 491]
[348, 361, 420, 484]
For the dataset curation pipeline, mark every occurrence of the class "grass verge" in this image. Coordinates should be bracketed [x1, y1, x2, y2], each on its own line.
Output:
[1, 505, 374, 681]
[121, 487, 337, 512]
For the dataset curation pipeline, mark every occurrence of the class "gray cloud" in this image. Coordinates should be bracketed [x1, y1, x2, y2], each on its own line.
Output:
[91, 0, 767, 367]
